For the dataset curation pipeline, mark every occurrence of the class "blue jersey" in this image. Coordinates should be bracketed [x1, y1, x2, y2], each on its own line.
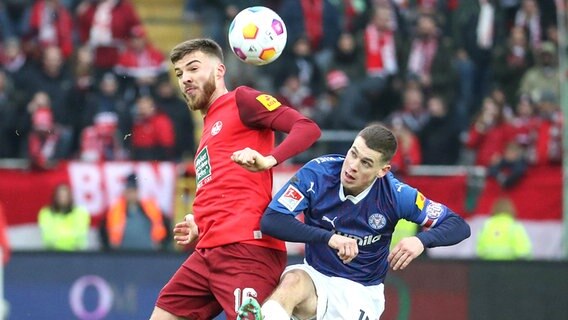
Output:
[268, 155, 452, 286]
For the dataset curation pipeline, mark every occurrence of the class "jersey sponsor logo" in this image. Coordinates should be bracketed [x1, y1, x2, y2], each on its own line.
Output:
[334, 230, 382, 247]
[368, 213, 386, 230]
[306, 181, 315, 193]
[277, 185, 304, 211]
[425, 201, 443, 220]
[195, 147, 212, 189]
[256, 94, 281, 111]
[396, 183, 404, 192]
[322, 216, 338, 228]
[415, 192, 425, 210]
[211, 121, 223, 136]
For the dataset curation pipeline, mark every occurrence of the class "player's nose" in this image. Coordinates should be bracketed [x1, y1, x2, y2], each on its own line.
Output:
[180, 73, 193, 84]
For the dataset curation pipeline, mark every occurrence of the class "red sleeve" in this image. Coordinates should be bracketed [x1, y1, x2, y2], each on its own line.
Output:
[235, 86, 321, 164]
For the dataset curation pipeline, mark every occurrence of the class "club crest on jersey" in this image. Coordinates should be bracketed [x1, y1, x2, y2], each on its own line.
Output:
[211, 121, 223, 136]
[277, 185, 304, 211]
[256, 94, 281, 111]
[368, 213, 387, 230]
[425, 201, 444, 220]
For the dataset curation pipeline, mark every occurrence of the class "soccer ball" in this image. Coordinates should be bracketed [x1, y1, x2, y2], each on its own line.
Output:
[228, 6, 287, 66]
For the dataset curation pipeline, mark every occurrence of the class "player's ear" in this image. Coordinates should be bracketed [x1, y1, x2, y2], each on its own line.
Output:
[376, 164, 391, 178]
[216, 63, 226, 79]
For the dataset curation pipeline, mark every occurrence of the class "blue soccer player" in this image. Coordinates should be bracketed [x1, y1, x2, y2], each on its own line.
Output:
[238, 123, 471, 320]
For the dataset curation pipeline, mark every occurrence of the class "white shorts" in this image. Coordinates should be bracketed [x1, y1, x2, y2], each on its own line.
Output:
[284, 263, 385, 320]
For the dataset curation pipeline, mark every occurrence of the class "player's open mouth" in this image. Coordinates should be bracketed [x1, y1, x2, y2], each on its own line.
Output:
[344, 171, 355, 182]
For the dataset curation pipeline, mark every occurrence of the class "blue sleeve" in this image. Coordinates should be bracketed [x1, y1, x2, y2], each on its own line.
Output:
[416, 210, 471, 248]
[261, 208, 334, 243]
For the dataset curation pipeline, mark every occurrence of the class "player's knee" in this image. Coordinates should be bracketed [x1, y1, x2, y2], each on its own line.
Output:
[278, 269, 311, 292]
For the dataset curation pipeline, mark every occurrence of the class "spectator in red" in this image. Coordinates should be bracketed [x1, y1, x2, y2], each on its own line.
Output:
[115, 25, 168, 95]
[400, 13, 456, 102]
[76, 0, 142, 75]
[26, 0, 74, 59]
[80, 111, 127, 162]
[464, 96, 513, 167]
[130, 95, 175, 161]
[510, 95, 539, 153]
[388, 116, 422, 174]
[27, 92, 72, 170]
[530, 91, 562, 166]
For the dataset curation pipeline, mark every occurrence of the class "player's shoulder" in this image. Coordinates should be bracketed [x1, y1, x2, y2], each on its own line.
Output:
[379, 172, 419, 201]
[234, 85, 261, 97]
[234, 86, 283, 111]
[304, 154, 344, 172]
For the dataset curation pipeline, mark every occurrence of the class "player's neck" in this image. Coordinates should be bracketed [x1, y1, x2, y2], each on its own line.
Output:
[202, 87, 230, 116]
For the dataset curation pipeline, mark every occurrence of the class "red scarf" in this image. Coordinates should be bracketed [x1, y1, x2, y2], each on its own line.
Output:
[29, 0, 74, 58]
[301, 0, 323, 49]
[364, 25, 395, 75]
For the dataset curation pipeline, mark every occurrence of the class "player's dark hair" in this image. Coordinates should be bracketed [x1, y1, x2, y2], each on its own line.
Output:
[358, 124, 398, 163]
[170, 38, 224, 64]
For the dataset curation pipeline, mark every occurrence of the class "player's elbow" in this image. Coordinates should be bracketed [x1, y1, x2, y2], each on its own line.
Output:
[456, 216, 471, 240]
[260, 210, 278, 237]
[297, 118, 321, 143]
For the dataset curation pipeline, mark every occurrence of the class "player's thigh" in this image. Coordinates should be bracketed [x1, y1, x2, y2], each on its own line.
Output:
[208, 243, 287, 319]
[155, 251, 223, 320]
[323, 277, 385, 320]
[283, 264, 328, 319]
[277, 269, 318, 318]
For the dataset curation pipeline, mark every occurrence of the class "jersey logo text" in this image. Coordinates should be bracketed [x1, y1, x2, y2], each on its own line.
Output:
[195, 147, 212, 189]
[334, 230, 382, 247]
[277, 185, 304, 211]
[256, 94, 281, 111]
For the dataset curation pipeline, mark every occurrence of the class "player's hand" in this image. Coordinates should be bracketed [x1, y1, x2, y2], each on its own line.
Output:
[388, 236, 424, 271]
[173, 214, 199, 245]
[231, 147, 277, 172]
[328, 234, 359, 264]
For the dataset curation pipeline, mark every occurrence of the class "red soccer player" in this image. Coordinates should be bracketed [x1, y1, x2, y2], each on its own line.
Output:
[150, 38, 321, 320]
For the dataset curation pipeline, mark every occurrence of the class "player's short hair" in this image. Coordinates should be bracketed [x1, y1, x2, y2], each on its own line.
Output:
[358, 124, 398, 163]
[170, 38, 224, 64]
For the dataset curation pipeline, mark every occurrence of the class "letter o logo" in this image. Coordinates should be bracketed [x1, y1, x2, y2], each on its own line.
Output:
[69, 275, 113, 320]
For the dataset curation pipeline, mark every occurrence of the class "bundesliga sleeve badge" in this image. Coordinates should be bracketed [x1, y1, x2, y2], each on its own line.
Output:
[277, 185, 304, 211]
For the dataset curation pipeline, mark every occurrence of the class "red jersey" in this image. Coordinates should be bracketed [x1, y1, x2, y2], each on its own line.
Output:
[193, 86, 320, 250]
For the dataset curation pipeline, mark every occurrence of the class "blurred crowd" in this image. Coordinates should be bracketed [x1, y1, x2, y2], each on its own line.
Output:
[0, 0, 557, 257]
[187, 0, 563, 176]
[0, 0, 562, 178]
[0, 0, 196, 170]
